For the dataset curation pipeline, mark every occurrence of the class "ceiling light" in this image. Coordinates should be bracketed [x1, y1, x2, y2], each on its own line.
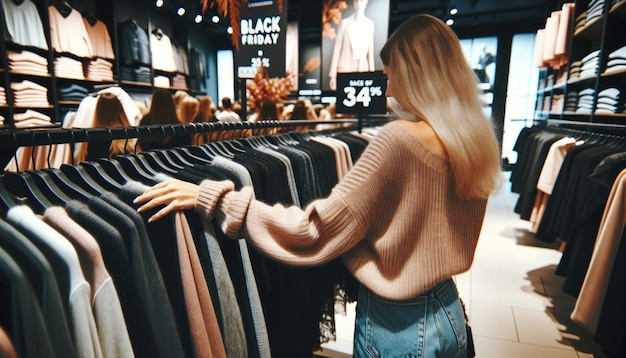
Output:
[194, 14, 202, 23]
[211, 15, 220, 23]
[227, 26, 233, 34]
[446, 18, 454, 25]
[177, 7, 185, 16]
[449, 7, 458, 15]
[155, 0, 163, 7]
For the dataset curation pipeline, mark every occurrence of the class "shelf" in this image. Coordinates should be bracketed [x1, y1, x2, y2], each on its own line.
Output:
[574, 14, 605, 39]
[120, 80, 153, 87]
[562, 111, 593, 117]
[567, 75, 598, 86]
[8, 71, 52, 78]
[601, 68, 626, 77]
[610, 0, 626, 17]
[593, 112, 626, 118]
[58, 101, 81, 106]
[13, 105, 54, 109]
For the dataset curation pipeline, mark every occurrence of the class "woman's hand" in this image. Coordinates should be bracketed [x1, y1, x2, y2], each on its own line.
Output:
[134, 178, 200, 222]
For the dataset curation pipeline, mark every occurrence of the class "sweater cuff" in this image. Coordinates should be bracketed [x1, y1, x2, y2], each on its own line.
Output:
[195, 180, 235, 220]
[215, 186, 255, 238]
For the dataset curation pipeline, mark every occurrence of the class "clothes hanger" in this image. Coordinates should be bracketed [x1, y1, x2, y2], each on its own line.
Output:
[78, 161, 124, 191]
[171, 146, 212, 164]
[208, 124, 236, 158]
[0, 184, 19, 214]
[82, 11, 97, 26]
[95, 158, 137, 184]
[152, 27, 164, 40]
[57, 164, 109, 195]
[39, 167, 93, 201]
[54, 1, 73, 17]
[96, 129, 159, 184]
[186, 144, 217, 160]
[2, 171, 54, 214]
[111, 155, 160, 183]
[154, 150, 188, 169]
[135, 151, 179, 175]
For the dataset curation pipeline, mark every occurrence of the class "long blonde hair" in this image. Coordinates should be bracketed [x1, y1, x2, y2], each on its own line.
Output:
[178, 95, 200, 123]
[380, 14, 501, 199]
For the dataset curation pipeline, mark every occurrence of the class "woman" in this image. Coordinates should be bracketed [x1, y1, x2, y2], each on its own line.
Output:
[135, 14, 501, 357]
[85, 92, 135, 161]
[139, 89, 179, 150]
[257, 99, 279, 121]
[194, 95, 216, 123]
[177, 95, 200, 124]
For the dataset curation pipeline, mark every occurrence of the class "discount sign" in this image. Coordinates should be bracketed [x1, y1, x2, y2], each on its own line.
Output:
[335, 71, 387, 115]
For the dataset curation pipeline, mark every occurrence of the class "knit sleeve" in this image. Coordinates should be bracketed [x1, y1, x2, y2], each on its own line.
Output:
[195, 178, 365, 266]
[194, 123, 402, 266]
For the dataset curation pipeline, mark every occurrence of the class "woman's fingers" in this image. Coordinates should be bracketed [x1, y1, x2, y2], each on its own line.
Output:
[134, 179, 199, 222]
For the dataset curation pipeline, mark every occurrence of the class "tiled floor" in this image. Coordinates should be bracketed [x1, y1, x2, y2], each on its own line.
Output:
[315, 172, 609, 358]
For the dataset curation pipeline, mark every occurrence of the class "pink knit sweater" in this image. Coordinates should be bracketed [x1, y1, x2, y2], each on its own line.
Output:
[195, 120, 488, 300]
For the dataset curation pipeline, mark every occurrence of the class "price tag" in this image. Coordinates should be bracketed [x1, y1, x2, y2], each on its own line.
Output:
[335, 71, 387, 115]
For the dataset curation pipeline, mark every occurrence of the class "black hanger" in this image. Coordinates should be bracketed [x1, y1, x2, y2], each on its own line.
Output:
[208, 139, 234, 158]
[82, 11, 97, 26]
[54, 1, 73, 17]
[135, 152, 178, 175]
[184, 144, 216, 161]
[109, 156, 159, 185]
[95, 158, 135, 184]
[172, 146, 211, 164]
[157, 150, 191, 168]
[152, 27, 164, 40]
[3, 171, 55, 214]
[0, 184, 19, 214]
[79, 161, 124, 191]
[58, 164, 108, 195]
[39, 167, 92, 201]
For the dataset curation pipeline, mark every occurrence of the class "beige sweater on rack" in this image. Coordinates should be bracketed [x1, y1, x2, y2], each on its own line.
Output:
[195, 120, 488, 300]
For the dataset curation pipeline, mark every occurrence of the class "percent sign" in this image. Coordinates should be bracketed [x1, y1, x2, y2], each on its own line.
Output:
[369, 86, 383, 96]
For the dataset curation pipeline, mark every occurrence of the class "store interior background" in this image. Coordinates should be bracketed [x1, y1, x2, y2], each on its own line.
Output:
[158, 0, 562, 167]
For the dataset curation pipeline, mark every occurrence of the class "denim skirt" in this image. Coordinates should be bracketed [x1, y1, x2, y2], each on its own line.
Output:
[352, 278, 468, 358]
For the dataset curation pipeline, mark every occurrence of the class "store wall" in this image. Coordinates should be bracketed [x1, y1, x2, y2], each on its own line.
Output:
[0, 0, 222, 128]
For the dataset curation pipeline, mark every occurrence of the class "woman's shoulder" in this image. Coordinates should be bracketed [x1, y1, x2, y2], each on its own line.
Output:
[378, 119, 448, 159]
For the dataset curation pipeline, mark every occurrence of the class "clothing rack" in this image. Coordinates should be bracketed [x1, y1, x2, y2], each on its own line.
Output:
[545, 119, 626, 133]
[0, 117, 383, 358]
[0, 118, 389, 150]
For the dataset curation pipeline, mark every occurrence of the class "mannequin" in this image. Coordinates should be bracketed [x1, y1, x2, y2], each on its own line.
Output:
[328, 0, 375, 91]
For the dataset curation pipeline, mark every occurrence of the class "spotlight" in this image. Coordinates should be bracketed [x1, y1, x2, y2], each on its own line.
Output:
[211, 15, 220, 23]
[155, 0, 163, 7]
[446, 18, 454, 25]
[194, 14, 202, 23]
[449, 7, 458, 15]
[177, 7, 185, 16]
[227, 26, 233, 34]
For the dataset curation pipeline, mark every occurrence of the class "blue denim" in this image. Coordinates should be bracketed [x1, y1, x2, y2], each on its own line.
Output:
[353, 278, 468, 358]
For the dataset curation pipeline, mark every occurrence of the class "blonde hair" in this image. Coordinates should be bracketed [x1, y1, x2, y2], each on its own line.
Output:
[196, 96, 214, 123]
[178, 95, 200, 123]
[380, 14, 501, 199]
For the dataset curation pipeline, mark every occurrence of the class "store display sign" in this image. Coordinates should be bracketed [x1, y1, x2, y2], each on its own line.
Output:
[335, 71, 387, 114]
[321, 0, 390, 91]
[235, 0, 287, 78]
